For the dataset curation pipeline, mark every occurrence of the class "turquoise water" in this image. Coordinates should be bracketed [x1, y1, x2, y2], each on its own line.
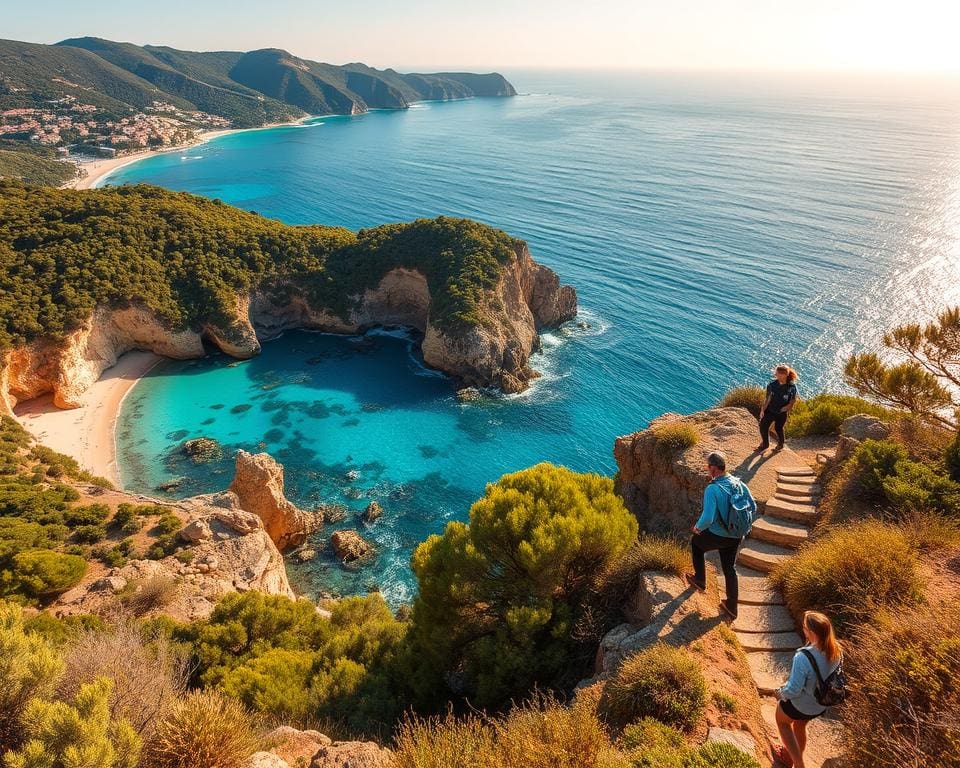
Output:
[112, 71, 960, 603]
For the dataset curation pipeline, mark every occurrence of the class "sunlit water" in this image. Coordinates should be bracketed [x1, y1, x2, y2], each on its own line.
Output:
[111, 71, 960, 603]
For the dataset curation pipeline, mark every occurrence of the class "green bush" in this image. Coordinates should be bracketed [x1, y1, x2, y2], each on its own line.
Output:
[3, 677, 140, 768]
[652, 423, 700, 457]
[72, 524, 108, 544]
[11, 550, 87, 599]
[841, 602, 960, 768]
[411, 463, 638, 708]
[141, 690, 258, 768]
[187, 591, 407, 735]
[881, 459, 960, 518]
[786, 394, 894, 437]
[621, 717, 688, 768]
[0, 601, 64, 752]
[599, 644, 707, 731]
[946, 436, 960, 483]
[852, 439, 909, 495]
[64, 504, 110, 527]
[153, 514, 183, 536]
[772, 521, 921, 630]
[686, 742, 761, 768]
[718, 386, 765, 419]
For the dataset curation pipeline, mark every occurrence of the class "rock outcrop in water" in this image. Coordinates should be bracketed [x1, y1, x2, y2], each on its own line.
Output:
[229, 450, 322, 550]
[0, 243, 576, 413]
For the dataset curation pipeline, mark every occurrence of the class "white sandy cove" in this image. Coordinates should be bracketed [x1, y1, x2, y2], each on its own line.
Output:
[15, 351, 162, 489]
[66, 118, 312, 190]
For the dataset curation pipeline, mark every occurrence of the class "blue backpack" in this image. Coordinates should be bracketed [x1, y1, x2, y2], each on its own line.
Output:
[716, 478, 755, 538]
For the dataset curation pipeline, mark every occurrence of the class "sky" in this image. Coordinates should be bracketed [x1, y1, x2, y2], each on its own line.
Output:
[1, 0, 958, 74]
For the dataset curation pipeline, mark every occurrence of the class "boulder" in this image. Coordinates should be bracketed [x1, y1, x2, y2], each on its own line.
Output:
[249, 753, 290, 768]
[267, 726, 331, 766]
[362, 502, 383, 524]
[835, 435, 861, 463]
[456, 387, 482, 402]
[295, 548, 317, 563]
[840, 414, 891, 442]
[331, 530, 372, 562]
[179, 518, 213, 544]
[310, 742, 392, 768]
[91, 575, 127, 592]
[229, 450, 321, 550]
[706, 727, 757, 757]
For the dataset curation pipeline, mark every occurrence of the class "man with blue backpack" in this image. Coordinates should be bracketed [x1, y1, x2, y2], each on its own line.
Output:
[685, 450, 758, 620]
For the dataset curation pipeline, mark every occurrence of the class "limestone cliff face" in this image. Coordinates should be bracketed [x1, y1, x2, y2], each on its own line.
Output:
[1, 243, 576, 413]
[229, 450, 322, 551]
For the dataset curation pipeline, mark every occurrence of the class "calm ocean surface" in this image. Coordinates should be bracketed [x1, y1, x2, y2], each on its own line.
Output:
[111, 71, 960, 603]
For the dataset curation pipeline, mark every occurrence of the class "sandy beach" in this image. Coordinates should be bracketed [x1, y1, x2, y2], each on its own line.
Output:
[66, 120, 309, 190]
[15, 351, 162, 488]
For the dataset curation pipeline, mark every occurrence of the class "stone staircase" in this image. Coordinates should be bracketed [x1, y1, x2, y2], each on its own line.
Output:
[713, 465, 840, 766]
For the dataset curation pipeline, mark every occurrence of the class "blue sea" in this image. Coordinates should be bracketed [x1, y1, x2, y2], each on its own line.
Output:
[110, 70, 960, 603]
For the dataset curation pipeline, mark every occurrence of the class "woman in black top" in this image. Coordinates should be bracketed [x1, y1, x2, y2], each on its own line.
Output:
[757, 364, 798, 452]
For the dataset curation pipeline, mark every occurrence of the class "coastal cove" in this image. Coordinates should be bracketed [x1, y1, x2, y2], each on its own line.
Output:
[45, 70, 960, 602]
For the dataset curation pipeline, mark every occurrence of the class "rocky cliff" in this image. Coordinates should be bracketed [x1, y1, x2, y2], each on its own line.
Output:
[613, 407, 790, 534]
[0, 242, 576, 414]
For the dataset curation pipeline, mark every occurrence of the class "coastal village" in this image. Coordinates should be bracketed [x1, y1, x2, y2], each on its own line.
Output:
[1, 95, 230, 157]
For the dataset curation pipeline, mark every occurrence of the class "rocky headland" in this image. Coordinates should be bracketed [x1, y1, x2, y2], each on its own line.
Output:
[0, 189, 577, 415]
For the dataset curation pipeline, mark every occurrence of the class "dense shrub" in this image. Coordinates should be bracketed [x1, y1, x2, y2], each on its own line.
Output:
[687, 742, 761, 768]
[947, 435, 960, 482]
[0, 602, 64, 752]
[411, 463, 638, 708]
[881, 459, 960, 518]
[4, 677, 141, 768]
[653, 423, 700, 457]
[718, 386, 765, 419]
[141, 690, 258, 768]
[186, 591, 407, 735]
[599, 644, 707, 731]
[786, 394, 893, 437]
[852, 439, 909, 495]
[72, 523, 108, 544]
[621, 717, 688, 768]
[842, 602, 960, 768]
[772, 521, 921, 630]
[11, 549, 87, 599]
[393, 695, 618, 768]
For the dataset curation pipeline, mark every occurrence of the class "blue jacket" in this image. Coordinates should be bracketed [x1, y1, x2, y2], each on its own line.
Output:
[695, 474, 756, 537]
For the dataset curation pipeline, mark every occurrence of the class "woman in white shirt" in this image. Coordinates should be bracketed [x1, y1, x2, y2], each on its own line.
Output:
[773, 611, 842, 768]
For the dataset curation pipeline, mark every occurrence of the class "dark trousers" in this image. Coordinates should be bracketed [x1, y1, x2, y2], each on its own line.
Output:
[691, 530, 742, 612]
[759, 411, 788, 447]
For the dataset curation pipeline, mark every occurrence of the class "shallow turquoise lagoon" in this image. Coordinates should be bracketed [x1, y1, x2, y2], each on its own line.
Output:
[112, 71, 960, 602]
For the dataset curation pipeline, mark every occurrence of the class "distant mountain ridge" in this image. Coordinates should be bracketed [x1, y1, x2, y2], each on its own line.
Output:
[0, 37, 515, 126]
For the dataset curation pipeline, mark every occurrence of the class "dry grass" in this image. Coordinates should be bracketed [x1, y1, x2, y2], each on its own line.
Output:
[842, 601, 960, 768]
[772, 520, 922, 630]
[59, 619, 189, 739]
[652, 423, 700, 457]
[599, 644, 706, 732]
[392, 694, 624, 768]
[718, 386, 765, 419]
[142, 690, 260, 768]
[120, 575, 179, 616]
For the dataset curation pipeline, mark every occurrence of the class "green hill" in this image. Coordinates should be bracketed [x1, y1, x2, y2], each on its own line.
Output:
[0, 181, 518, 349]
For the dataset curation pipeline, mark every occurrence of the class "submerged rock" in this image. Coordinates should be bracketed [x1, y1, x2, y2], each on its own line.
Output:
[362, 501, 383, 524]
[331, 530, 372, 562]
[456, 387, 482, 402]
[155, 477, 186, 492]
[181, 437, 223, 463]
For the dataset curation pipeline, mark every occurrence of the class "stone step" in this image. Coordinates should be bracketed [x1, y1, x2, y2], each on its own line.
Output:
[747, 651, 794, 695]
[732, 604, 796, 634]
[774, 492, 817, 505]
[765, 497, 819, 524]
[738, 539, 793, 573]
[751, 517, 809, 549]
[717, 566, 784, 605]
[777, 482, 821, 497]
[777, 467, 816, 478]
[735, 630, 803, 652]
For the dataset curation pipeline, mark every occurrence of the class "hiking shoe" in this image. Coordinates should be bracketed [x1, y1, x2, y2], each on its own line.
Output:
[719, 600, 738, 620]
[755, 443, 769, 452]
[774, 442, 785, 451]
[685, 573, 706, 593]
